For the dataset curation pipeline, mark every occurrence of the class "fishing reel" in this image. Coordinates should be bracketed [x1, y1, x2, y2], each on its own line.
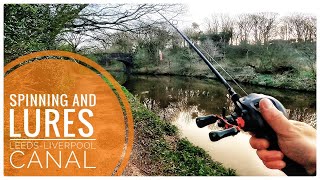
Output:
[196, 93, 287, 141]
[196, 93, 310, 176]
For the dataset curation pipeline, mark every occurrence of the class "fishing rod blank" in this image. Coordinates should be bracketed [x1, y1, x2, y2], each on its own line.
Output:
[196, 44, 248, 95]
[157, 12, 239, 101]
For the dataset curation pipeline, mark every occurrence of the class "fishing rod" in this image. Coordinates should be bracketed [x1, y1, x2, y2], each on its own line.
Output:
[196, 45, 248, 96]
[159, 14, 240, 102]
[158, 12, 309, 176]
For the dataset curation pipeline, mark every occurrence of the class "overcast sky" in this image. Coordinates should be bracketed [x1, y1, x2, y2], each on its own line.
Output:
[182, 0, 318, 29]
[8, 0, 318, 28]
[102, 0, 319, 29]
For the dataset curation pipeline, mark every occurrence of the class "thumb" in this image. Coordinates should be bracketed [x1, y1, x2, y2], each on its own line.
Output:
[259, 98, 292, 136]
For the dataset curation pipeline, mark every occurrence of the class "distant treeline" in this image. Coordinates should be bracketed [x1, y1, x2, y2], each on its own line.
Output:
[184, 12, 316, 46]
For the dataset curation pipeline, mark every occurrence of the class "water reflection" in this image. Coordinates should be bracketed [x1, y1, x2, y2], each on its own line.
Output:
[124, 75, 316, 127]
[109, 71, 129, 85]
[123, 74, 316, 175]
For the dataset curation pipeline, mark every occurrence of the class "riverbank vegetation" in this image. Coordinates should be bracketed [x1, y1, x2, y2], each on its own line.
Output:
[130, 13, 316, 91]
[122, 87, 236, 175]
[94, 12, 316, 91]
[132, 40, 316, 91]
[5, 5, 316, 91]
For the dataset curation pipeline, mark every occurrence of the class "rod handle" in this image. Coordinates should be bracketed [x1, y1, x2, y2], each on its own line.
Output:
[256, 132, 312, 176]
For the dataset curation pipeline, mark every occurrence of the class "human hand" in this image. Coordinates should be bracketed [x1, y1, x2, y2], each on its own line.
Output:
[249, 98, 316, 174]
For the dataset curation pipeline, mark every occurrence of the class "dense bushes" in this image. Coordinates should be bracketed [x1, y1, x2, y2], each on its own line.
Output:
[131, 39, 316, 91]
[4, 4, 86, 64]
[223, 41, 314, 77]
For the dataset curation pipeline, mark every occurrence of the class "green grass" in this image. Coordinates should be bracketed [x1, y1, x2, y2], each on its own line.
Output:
[122, 87, 236, 176]
[160, 139, 236, 176]
[251, 74, 275, 86]
[131, 42, 316, 92]
[249, 73, 315, 91]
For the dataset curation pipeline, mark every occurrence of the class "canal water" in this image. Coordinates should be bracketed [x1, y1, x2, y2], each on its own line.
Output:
[116, 73, 316, 176]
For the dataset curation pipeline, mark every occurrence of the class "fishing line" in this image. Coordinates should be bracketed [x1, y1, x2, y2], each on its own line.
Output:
[151, 12, 248, 95]
[144, 12, 247, 96]
[196, 45, 248, 95]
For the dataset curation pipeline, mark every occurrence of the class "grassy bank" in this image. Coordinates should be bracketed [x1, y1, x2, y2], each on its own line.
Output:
[131, 62, 316, 92]
[130, 42, 316, 92]
[121, 87, 236, 176]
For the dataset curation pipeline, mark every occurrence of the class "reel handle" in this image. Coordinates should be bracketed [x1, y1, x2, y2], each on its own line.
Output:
[196, 115, 218, 128]
[209, 127, 239, 141]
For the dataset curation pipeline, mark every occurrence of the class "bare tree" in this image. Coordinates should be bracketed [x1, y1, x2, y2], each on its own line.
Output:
[62, 4, 186, 53]
[284, 13, 315, 42]
[220, 14, 235, 44]
[56, 32, 88, 52]
[68, 4, 185, 33]
[304, 16, 316, 41]
[204, 14, 220, 33]
[278, 17, 294, 41]
[236, 14, 253, 44]
[203, 13, 235, 44]
[250, 12, 278, 44]
[204, 14, 234, 33]
[250, 14, 261, 43]
[280, 13, 316, 42]
[220, 14, 234, 32]
[289, 13, 306, 41]
[202, 12, 316, 45]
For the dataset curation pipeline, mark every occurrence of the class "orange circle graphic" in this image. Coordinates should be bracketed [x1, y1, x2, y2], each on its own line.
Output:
[4, 51, 134, 176]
